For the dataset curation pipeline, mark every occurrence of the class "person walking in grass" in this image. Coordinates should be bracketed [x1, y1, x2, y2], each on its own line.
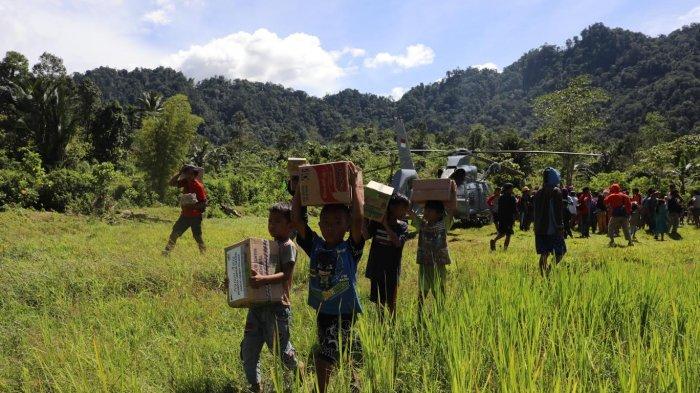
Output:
[291, 163, 365, 393]
[239, 202, 300, 393]
[410, 181, 458, 318]
[667, 189, 683, 235]
[604, 183, 634, 247]
[577, 187, 593, 238]
[561, 188, 574, 238]
[691, 189, 700, 228]
[533, 168, 566, 276]
[163, 165, 207, 256]
[595, 192, 608, 234]
[363, 193, 410, 320]
[518, 186, 534, 231]
[490, 183, 517, 251]
[642, 188, 657, 232]
[654, 195, 669, 241]
[487, 187, 501, 232]
[629, 202, 641, 241]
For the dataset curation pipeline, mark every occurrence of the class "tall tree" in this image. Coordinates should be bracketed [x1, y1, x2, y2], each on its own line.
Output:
[91, 101, 129, 163]
[134, 94, 203, 198]
[533, 75, 608, 185]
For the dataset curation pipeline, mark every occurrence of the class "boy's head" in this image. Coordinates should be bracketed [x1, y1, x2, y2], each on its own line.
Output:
[503, 183, 514, 194]
[268, 202, 294, 240]
[388, 192, 410, 220]
[633, 188, 639, 194]
[583, 186, 590, 194]
[423, 200, 445, 224]
[319, 204, 351, 245]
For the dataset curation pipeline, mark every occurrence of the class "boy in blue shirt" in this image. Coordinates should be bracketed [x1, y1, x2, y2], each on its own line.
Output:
[291, 163, 365, 393]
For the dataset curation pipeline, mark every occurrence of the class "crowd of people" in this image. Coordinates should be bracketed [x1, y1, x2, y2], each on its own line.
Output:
[161, 164, 699, 393]
[488, 177, 698, 249]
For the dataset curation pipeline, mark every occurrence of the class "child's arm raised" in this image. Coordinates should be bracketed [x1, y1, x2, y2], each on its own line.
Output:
[348, 163, 365, 245]
[291, 181, 308, 239]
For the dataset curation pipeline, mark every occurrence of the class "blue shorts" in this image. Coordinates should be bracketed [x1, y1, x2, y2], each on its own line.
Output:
[535, 234, 566, 256]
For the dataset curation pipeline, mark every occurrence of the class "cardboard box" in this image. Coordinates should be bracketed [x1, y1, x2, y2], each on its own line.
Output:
[364, 181, 394, 222]
[299, 161, 352, 206]
[225, 238, 285, 308]
[287, 157, 308, 176]
[410, 179, 453, 203]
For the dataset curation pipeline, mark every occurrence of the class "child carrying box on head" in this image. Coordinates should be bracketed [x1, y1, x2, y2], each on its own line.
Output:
[291, 162, 365, 393]
[364, 192, 410, 320]
[238, 202, 299, 393]
[409, 180, 457, 319]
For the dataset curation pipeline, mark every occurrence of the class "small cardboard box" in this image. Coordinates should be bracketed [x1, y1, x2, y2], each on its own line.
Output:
[287, 157, 308, 176]
[299, 161, 352, 206]
[364, 181, 394, 222]
[410, 179, 453, 203]
[225, 238, 284, 308]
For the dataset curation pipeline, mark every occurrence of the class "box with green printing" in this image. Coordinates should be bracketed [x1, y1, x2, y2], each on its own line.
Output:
[364, 181, 394, 222]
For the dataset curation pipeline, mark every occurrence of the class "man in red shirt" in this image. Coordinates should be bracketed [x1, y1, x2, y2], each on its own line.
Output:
[163, 165, 208, 255]
[604, 183, 633, 247]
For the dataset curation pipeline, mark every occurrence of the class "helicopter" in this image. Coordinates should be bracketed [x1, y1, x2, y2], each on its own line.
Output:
[374, 119, 602, 226]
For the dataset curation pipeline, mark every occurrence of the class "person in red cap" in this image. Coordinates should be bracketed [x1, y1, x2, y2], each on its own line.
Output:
[163, 165, 208, 255]
[604, 183, 633, 247]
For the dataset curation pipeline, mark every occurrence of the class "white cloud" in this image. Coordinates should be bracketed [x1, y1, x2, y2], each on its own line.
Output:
[142, 9, 170, 25]
[364, 44, 435, 69]
[163, 28, 346, 95]
[389, 87, 407, 101]
[472, 62, 500, 72]
[678, 6, 700, 25]
[0, 0, 163, 72]
[331, 46, 367, 60]
[643, 5, 700, 35]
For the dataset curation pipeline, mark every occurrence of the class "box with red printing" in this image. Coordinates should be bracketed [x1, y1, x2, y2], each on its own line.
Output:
[410, 179, 453, 203]
[299, 161, 352, 206]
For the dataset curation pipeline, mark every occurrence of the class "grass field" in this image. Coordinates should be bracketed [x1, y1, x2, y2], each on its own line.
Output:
[1, 208, 698, 392]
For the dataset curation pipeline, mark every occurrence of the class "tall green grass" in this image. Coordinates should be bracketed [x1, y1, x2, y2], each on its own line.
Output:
[0, 208, 698, 392]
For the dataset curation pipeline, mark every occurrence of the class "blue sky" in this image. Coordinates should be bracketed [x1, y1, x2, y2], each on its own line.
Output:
[1, 0, 698, 97]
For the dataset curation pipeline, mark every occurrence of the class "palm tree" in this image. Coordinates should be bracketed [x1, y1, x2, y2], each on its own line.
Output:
[137, 91, 164, 115]
[3, 77, 80, 167]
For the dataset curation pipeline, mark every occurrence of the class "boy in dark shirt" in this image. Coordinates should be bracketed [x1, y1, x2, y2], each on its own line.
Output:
[239, 202, 299, 393]
[364, 193, 410, 319]
[490, 183, 517, 251]
[291, 162, 365, 393]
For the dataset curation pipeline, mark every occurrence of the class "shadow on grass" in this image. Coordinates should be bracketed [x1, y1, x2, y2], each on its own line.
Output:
[668, 232, 683, 240]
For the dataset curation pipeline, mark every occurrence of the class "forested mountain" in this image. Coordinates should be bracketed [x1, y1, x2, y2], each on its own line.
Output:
[75, 23, 699, 145]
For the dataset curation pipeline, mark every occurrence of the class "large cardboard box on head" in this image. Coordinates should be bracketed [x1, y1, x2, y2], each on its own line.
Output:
[287, 157, 308, 176]
[299, 161, 352, 206]
[364, 181, 394, 222]
[225, 238, 284, 308]
[410, 179, 453, 203]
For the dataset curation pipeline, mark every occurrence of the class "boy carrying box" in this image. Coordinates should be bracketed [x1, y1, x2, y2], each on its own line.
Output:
[291, 162, 365, 393]
[364, 192, 410, 320]
[409, 180, 457, 319]
[236, 202, 300, 393]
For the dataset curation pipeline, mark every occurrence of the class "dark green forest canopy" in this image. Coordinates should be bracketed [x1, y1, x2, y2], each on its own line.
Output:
[72, 23, 699, 145]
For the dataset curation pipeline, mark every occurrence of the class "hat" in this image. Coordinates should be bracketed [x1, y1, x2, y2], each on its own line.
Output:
[522, 186, 530, 192]
[178, 164, 204, 181]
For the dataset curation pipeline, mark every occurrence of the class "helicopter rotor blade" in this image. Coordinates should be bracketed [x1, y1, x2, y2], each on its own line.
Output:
[471, 149, 602, 157]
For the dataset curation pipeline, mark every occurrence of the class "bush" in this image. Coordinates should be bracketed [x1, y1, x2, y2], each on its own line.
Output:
[0, 148, 45, 208]
[38, 168, 96, 212]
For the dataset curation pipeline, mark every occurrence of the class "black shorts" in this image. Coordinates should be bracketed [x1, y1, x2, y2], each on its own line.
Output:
[315, 313, 362, 365]
[369, 269, 399, 305]
[498, 220, 514, 235]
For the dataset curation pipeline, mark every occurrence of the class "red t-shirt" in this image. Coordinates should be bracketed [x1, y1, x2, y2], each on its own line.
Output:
[178, 179, 207, 217]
